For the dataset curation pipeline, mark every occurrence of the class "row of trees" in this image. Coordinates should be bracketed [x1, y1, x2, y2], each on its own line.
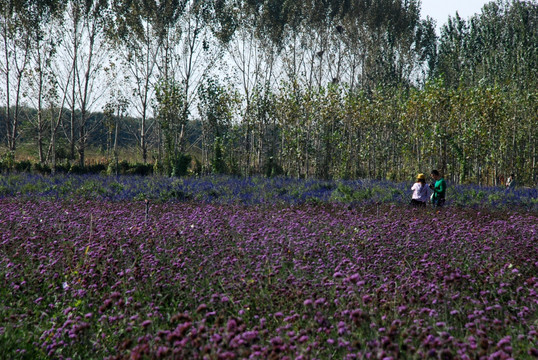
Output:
[0, 0, 536, 184]
[272, 81, 536, 185]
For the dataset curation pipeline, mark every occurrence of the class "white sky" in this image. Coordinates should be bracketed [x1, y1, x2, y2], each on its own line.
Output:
[420, 0, 493, 33]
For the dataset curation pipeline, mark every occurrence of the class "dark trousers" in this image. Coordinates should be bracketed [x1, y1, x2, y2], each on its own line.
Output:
[432, 198, 445, 207]
[410, 199, 426, 207]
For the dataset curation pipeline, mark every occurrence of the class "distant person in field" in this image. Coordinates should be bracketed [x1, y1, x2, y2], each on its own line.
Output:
[505, 173, 515, 189]
[429, 170, 446, 207]
[410, 173, 431, 207]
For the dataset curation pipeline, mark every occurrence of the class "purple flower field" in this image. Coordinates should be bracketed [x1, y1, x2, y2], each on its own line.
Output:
[1, 197, 537, 359]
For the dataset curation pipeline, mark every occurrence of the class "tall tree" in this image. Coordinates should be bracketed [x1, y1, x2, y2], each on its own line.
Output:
[110, 0, 184, 163]
[58, 0, 111, 166]
[162, 0, 220, 156]
[215, 0, 281, 174]
[154, 78, 187, 175]
[197, 76, 238, 174]
[24, 0, 64, 163]
[0, 0, 33, 152]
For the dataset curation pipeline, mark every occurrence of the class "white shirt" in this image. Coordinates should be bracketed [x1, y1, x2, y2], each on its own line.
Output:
[411, 182, 431, 202]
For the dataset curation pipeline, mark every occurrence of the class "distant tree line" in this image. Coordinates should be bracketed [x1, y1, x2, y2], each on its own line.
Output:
[0, 0, 536, 184]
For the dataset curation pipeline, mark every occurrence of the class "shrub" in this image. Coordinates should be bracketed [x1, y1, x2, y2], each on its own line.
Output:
[54, 162, 71, 173]
[106, 162, 118, 176]
[87, 163, 107, 174]
[0, 152, 15, 171]
[14, 160, 32, 173]
[118, 160, 130, 175]
[171, 153, 192, 177]
[127, 163, 153, 176]
[32, 162, 51, 175]
[69, 163, 86, 174]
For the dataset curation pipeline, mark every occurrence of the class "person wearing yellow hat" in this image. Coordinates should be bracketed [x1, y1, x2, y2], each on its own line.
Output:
[410, 173, 431, 207]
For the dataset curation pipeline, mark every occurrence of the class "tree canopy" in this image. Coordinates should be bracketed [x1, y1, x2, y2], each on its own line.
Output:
[0, 0, 536, 185]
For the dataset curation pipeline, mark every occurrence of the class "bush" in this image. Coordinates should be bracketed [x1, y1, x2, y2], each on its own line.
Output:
[0, 152, 15, 171]
[86, 163, 107, 174]
[32, 162, 51, 175]
[55, 146, 69, 162]
[171, 153, 192, 177]
[54, 162, 71, 173]
[127, 163, 153, 176]
[69, 163, 86, 174]
[107, 162, 118, 176]
[14, 160, 32, 173]
[117, 160, 130, 175]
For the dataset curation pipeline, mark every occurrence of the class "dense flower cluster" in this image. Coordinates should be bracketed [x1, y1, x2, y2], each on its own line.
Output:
[1, 197, 537, 359]
[0, 173, 536, 210]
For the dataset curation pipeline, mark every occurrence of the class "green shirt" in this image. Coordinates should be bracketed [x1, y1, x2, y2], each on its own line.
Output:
[432, 178, 446, 201]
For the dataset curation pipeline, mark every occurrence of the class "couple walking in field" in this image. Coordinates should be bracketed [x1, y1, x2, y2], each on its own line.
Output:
[410, 170, 446, 208]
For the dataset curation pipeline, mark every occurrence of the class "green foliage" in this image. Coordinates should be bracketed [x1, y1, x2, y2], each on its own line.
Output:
[107, 160, 154, 176]
[191, 157, 203, 176]
[263, 156, 283, 177]
[198, 77, 236, 138]
[154, 79, 189, 174]
[0, 325, 47, 359]
[212, 137, 227, 174]
[14, 160, 32, 173]
[153, 159, 164, 175]
[128, 163, 153, 176]
[68, 163, 86, 174]
[0, 152, 15, 171]
[0, 0, 536, 187]
[171, 153, 192, 177]
[32, 162, 51, 175]
[198, 77, 239, 176]
[75, 179, 106, 198]
[330, 183, 373, 203]
[437, 0, 537, 91]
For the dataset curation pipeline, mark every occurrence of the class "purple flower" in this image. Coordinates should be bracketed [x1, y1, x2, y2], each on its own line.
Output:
[496, 336, 511, 348]
[298, 335, 309, 343]
[227, 319, 237, 332]
[141, 320, 152, 328]
[270, 336, 283, 346]
[242, 331, 258, 341]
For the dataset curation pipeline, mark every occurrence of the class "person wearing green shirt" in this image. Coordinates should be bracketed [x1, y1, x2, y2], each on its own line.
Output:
[429, 170, 446, 207]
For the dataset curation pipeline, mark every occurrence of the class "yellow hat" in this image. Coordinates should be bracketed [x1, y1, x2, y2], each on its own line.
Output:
[416, 173, 426, 180]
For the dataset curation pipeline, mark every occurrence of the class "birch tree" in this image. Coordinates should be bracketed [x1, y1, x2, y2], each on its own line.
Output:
[0, 0, 32, 152]
[58, 0, 111, 166]
[110, 0, 184, 163]
[24, 0, 64, 163]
